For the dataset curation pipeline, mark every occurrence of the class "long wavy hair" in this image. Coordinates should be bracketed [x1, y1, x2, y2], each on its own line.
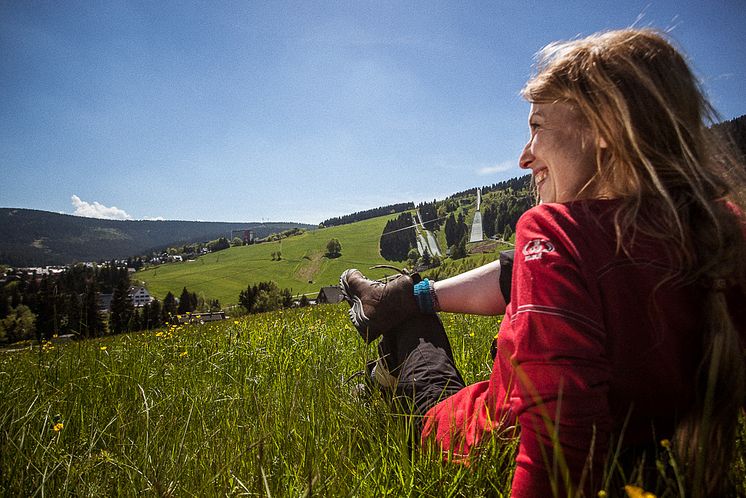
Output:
[521, 28, 746, 495]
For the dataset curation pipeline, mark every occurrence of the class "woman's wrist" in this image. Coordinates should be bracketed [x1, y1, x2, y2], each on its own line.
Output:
[413, 278, 440, 313]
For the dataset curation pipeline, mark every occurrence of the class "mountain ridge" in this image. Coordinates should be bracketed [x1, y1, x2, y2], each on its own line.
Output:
[0, 208, 313, 266]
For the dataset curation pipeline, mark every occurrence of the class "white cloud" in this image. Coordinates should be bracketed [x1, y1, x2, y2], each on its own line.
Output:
[142, 216, 165, 221]
[71, 195, 132, 220]
[476, 161, 515, 176]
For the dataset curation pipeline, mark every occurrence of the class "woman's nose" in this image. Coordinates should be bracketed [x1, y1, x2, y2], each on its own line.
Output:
[519, 142, 534, 170]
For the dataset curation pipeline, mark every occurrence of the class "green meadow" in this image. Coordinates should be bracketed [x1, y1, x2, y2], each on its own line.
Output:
[2, 305, 744, 496]
[135, 215, 405, 306]
[0, 305, 518, 496]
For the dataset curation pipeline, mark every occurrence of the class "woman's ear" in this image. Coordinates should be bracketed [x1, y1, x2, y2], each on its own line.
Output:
[597, 136, 608, 149]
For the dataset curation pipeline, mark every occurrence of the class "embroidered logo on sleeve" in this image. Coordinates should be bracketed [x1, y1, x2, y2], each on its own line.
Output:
[522, 239, 555, 261]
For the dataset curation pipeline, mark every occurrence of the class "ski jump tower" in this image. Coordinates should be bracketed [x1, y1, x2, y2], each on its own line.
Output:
[469, 188, 484, 243]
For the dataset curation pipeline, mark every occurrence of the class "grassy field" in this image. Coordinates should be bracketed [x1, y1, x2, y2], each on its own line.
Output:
[0, 305, 517, 496]
[2, 305, 744, 496]
[134, 215, 407, 306]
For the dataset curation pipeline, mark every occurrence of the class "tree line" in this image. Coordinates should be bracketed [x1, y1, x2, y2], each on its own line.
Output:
[445, 174, 532, 201]
[321, 202, 415, 228]
[0, 263, 220, 344]
[379, 212, 417, 261]
[481, 189, 534, 240]
[0, 263, 126, 343]
[417, 201, 442, 230]
[238, 281, 297, 314]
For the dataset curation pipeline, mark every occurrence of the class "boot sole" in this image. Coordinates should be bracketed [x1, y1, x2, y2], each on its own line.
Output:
[339, 269, 374, 342]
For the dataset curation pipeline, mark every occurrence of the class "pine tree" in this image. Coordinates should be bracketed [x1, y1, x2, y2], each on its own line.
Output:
[178, 287, 194, 314]
[421, 248, 432, 266]
[451, 235, 468, 260]
[148, 299, 162, 329]
[35, 275, 56, 340]
[80, 279, 103, 338]
[82, 282, 104, 338]
[109, 279, 133, 335]
[66, 292, 82, 336]
[445, 213, 458, 247]
[128, 307, 141, 332]
[162, 292, 177, 322]
[141, 303, 151, 329]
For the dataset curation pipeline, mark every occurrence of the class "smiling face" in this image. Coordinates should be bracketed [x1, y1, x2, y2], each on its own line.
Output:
[519, 102, 601, 204]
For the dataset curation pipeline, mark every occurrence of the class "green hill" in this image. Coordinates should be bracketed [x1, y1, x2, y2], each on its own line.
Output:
[134, 214, 407, 305]
[135, 177, 533, 306]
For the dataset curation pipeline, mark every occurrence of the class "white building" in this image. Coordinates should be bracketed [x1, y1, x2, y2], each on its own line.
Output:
[129, 286, 153, 307]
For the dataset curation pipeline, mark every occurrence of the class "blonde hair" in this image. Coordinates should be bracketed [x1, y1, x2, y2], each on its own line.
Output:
[522, 28, 746, 495]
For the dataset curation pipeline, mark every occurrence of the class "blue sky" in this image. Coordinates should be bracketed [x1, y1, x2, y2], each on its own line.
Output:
[2, 1, 745, 224]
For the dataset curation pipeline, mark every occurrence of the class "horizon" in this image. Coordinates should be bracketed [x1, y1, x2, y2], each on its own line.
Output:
[1, 172, 528, 224]
[2, 1, 745, 225]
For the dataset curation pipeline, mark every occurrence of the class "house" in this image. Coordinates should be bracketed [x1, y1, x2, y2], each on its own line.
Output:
[129, 286, 153, 307]
[174, 311, 227, 324]
[97, 287, 152, 310]
[317, 286, 344, 304]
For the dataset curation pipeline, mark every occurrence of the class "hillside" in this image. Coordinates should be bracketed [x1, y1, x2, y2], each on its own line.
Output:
[134, 214, 406, 305]
[135, 176, 531, 305]
[0, 208, 313, 266]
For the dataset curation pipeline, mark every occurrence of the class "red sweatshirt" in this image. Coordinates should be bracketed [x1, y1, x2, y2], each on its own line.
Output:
[421, 199, 746, 496]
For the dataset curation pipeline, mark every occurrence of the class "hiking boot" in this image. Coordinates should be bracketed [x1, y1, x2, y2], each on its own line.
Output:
[339, 268, 422, 343]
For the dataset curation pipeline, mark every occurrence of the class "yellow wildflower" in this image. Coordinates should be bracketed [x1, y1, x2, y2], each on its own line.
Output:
[598, 492, 608, 498]
[100, 346, 107, 351]
[624, 485, 656, 498]
[660, 439, 671, 449]
[155, 331, 164, 337]
[179, 351, 188, 358]
[234, 320, 239, 325]
[53, 422, 64, 432]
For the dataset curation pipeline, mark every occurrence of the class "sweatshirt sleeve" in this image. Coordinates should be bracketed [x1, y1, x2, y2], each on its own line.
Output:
[506, 206, 612, 497]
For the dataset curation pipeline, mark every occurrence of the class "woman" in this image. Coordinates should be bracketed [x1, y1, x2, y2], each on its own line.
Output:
[341, 28, 746, 496]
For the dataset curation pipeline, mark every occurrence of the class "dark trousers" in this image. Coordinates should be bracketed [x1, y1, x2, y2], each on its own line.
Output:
[375, 250, 514, 432]
[377, 313, 466, 427]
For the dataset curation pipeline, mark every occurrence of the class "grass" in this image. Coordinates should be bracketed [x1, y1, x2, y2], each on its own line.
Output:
[134, 215, 412, 306]
[0, 305, 516, 496]
[1, 305, 744, 496]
